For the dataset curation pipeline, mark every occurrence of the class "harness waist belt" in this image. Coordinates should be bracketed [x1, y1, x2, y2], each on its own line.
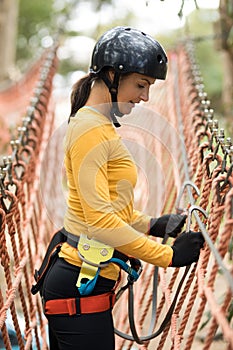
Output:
[44, 292, 115, 315]
[62, 227, 129, 262]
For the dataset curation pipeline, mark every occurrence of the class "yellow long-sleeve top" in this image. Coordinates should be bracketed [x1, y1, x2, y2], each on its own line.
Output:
[59, 106, 173, 280]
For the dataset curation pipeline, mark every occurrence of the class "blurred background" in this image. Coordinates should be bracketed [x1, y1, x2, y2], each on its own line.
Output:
[0, 2, 233, 349]
[0, 0, 232, 136]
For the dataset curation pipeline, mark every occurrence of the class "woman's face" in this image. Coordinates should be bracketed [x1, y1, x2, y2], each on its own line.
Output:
[117, 73, 155, 115]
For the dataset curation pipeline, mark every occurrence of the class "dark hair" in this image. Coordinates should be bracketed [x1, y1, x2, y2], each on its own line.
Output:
[69, 69, 131, 122]
[69, 73, 98, 120]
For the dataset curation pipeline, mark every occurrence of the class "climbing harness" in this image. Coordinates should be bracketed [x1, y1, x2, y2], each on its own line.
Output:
[31, 228, 142, 297]
[31, 198, 208, 344]
[31, 227, 143, 326]
[31, 230, 66, 295]
[75, 233, 142, 295]
[44, 291, 116, 315]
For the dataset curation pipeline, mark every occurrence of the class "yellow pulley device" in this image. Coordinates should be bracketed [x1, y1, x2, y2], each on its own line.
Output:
[76, 234, 114, 290]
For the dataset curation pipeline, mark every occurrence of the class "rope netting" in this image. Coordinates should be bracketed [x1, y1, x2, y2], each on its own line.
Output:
[0, 55, 51, 154]
[113, 44, 233, 350]
[0, 40, 232, 350]
[0, 44, 58, 349]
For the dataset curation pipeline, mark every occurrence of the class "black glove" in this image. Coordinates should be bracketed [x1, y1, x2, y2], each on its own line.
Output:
[150, 214, 187, 238]
[171, 231, 205, 267]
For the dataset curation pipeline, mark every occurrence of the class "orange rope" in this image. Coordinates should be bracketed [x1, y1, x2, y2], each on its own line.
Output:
[0, 41, 232, 350]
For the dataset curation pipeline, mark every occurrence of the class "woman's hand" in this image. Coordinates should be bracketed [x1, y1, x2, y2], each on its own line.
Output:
[150, 214, 187, 238]
[170, 231, 205, 267]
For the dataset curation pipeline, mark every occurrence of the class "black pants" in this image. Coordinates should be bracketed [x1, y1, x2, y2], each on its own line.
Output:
[42, 257, 116, 350]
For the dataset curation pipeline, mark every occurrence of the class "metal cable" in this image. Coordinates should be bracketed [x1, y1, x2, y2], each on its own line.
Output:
[172, 46, 233, 294]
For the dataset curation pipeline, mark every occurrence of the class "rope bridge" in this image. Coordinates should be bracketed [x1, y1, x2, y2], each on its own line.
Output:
[0, 41, 232, 350]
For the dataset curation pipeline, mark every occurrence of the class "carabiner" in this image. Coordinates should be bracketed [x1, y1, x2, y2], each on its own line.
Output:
[176, 180, 200, 214]
[185, 204, 208, 232]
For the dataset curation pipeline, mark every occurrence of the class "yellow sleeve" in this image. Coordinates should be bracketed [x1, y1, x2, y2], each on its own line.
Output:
[117, 236, 173, 268]
[66, 122, 172, 268]
[131, 209, 152, 233]
[66, 124, 140, 243]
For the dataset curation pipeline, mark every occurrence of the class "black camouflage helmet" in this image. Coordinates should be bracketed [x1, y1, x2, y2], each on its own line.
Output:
[90, 26, 168, 80]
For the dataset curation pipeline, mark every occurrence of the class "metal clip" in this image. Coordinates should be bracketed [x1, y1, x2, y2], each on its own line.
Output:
[186, 205, 208, 232]
[3, 156, 13, 185]
[17, 126, 28, 146]
[0, 168, 6, 198]
[10, 139, 21, 164]
[208, 119, 219, 151]
[212, 128, 225, 161]
[175, 180, 200, 214]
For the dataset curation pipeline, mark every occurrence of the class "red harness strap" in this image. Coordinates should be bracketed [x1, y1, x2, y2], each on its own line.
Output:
[44, 292, 116, 316]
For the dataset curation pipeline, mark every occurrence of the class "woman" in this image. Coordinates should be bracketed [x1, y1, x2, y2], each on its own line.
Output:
[41, 27, 204, 349]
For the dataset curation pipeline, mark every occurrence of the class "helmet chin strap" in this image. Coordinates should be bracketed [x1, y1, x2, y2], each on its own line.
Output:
[99, 71, 123, 127]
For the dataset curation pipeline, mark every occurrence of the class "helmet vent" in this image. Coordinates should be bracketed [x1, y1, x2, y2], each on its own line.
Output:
[157, 54, 163, 64]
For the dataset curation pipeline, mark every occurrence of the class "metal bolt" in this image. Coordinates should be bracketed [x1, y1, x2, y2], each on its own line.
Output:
[100, 248, 108, 256]
[226, 137, 232, 148]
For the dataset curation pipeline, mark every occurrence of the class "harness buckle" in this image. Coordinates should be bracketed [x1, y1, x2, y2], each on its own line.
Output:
[67, 298, 76, 316]
[76, 234, 114, 295]
[128, 258, 143, 283]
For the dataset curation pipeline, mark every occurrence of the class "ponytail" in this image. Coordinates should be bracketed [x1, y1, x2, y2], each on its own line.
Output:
[69, 73, 98, 121]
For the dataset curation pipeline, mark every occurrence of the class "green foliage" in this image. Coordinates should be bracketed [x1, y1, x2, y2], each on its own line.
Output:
[58, 58, 87, 76]
[186, 9, 223, 96]
[16, 1, 224, 116]
[195, 41, 223, 95]
[16, 0, 131, 72]
[190, 12, 224, 116]
[17, 0, 54, 61]
[159, 8, 223, 117]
